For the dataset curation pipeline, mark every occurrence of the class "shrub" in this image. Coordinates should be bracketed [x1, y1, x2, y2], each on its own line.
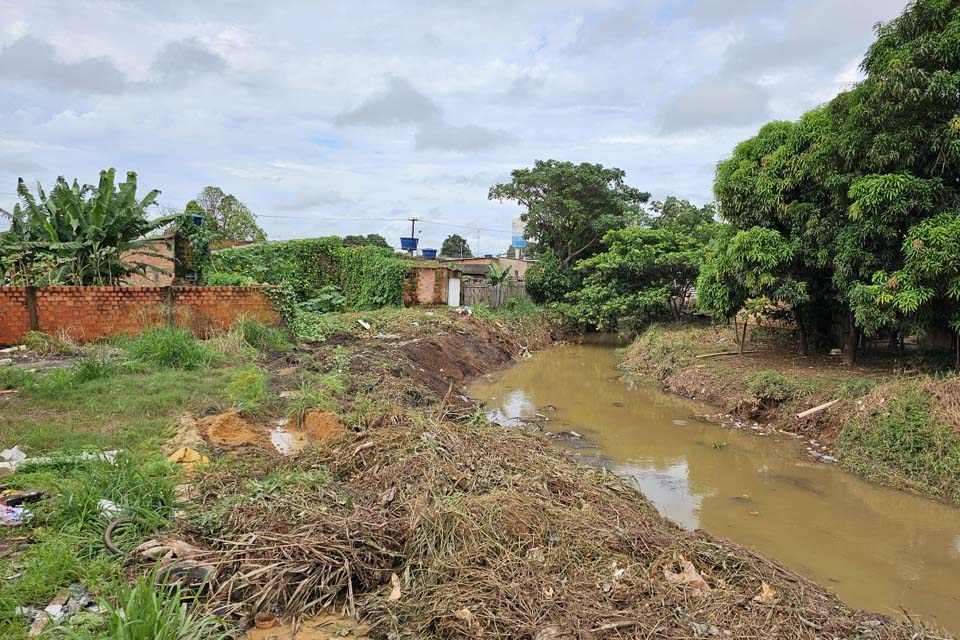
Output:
[497, 296, 537, 317]
[23, 330, 78, 356]
[524, 249, 578, 304]
[749, 371, 796, 405]
[226, 365, 269, 415]
[292, 311, 348, 342]
[299, 284, 347, 313]
[340, 246, 408, 309]
[127, 327, 214, 370]
[203, 271, 256, 286]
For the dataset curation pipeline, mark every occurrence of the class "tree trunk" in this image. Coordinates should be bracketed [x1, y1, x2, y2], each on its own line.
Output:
[797, 314, 809, 356]
[733, 317, 740, 345]
[739, 317, 749, 356]
[842, 315, 859, 366]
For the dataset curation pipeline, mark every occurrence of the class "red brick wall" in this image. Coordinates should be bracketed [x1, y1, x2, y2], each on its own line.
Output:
[0, 286, 279, 345]
[0, 288, 32, 347]
[406, 266, 449, 306]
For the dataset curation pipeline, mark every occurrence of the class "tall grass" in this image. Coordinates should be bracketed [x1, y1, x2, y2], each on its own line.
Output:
[97, 570, 232, 640]
[226, 365, 270, 415]
[126, 327, 214, 370]
[286, 372, 345, 422]
[238, 319, 292, 352]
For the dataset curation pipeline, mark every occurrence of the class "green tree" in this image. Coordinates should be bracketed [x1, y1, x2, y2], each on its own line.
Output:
[645, 197, 719, 245]
[697, 227, 807, 354]
[440, 233, 473, 258]
[568, 227, 702, 329]
[186, 186, 266, 243]
[0, 169, 177, 285]
[343, 233, 391, 248]
[489, 160, 649, 268]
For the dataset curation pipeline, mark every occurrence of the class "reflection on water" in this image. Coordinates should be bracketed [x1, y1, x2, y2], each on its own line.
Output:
[467, 338, 960, 634]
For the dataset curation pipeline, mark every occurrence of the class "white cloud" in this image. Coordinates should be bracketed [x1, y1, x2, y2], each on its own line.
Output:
[0, 0, 910, 248]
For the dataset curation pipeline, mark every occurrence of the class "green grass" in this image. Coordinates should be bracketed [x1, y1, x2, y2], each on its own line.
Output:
[0, 366, 234, 452]
[125, 326, 216, 370]
[22, 330, 79, 357]
[92, 569, 233, 640]
[839, 383, 960, 505]
[286, 372, 345, 422]
[749, 371, 797, 404]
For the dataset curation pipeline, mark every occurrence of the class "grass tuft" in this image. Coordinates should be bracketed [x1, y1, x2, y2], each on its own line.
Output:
[126, 327, 214, 370]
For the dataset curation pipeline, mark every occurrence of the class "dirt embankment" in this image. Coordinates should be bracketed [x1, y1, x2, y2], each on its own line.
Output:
[169, 310, 947, 639]
[622, 322, 960, 505]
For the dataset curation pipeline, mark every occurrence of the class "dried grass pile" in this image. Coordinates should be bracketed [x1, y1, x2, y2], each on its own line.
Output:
[185, 414, 947, 639]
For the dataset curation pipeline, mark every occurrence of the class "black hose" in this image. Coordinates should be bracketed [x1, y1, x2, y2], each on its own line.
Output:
[103, 516, 136, 556]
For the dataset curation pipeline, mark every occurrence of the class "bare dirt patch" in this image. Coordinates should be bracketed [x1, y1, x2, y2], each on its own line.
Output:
[198, 411, 265, 449]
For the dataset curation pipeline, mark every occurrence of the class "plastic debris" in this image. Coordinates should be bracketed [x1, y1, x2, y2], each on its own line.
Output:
[98, 499, 122, 518]
[0, 505, 30, 526]
[357, 319, 372, 331]
[663, 556, 711, 594]
[166, 447, 210, 469]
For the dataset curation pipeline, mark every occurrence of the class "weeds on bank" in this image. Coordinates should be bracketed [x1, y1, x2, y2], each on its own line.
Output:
[839, 384, 960, 505]
[286, 372, 345, 422]
[23, 330, 79, 357]
[226, 365, 270, 416]
[623, 324, 699, 380]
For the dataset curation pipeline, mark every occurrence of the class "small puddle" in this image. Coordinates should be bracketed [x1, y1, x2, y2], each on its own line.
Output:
[467, 337, 960, 635]
[270, 420, 303, 456]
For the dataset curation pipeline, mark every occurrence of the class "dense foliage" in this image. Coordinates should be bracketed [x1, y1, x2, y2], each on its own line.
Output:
[0, 169, 177, 285]
[211, 237, 343, 300]
[701, 0, 960, 362]
[340, 245, 408, 309]
[440, 233, 473, 258]
[568, 227, 703, 329]
[210, 237, 408, 311]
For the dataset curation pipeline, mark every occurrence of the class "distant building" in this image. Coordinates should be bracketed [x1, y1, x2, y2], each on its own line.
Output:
[439, 256, 533, 281]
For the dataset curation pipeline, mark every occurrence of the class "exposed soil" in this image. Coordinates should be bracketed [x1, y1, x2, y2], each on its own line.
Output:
[298, 411, 347, 444]
[198, 411, 265, 449]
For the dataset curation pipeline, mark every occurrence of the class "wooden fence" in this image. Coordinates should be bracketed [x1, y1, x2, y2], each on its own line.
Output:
[462, 282, 528, 308]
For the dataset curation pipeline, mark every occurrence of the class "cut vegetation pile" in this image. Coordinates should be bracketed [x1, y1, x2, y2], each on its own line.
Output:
[183, 414, 940, 639]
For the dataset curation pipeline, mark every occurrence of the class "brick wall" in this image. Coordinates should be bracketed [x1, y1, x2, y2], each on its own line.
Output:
[121, 236, 177, 286]
[0, 288, 32, 346]
[0, 286, 279, 346]
[405, 265, 450, 306]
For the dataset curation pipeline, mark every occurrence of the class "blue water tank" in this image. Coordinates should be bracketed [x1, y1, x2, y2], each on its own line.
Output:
[400, 237, 419, 250]
[421, 248, 437, 259]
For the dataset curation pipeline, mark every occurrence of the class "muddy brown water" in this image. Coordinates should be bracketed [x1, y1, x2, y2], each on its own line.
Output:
[467, 338, 960, 635]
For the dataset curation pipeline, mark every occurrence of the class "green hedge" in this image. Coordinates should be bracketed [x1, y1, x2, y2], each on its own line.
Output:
[208, 237, 409, 310]
[210, 237, 343, 300]
[340, 245, 408, 309]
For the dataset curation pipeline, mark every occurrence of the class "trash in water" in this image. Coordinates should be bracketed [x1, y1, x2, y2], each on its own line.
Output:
[672, 419, 688, 426]
[0, 505, 30, 526]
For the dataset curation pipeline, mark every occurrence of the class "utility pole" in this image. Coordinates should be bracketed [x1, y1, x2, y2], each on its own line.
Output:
[408, 217, 419, 256]
[476, 229, 480, 258]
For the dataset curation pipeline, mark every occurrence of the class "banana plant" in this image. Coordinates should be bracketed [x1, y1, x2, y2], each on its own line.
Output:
[486, 263, 512, 308]
[0, 169, 180, 285]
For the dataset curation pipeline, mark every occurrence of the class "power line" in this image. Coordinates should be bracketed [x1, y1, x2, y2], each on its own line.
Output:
[255, 213, 510, 234]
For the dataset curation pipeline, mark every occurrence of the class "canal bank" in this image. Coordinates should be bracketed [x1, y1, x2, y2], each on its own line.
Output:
[468, 337, 960, 635]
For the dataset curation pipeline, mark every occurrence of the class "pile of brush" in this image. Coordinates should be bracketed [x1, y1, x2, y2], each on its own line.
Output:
[181, 413, 945, 639]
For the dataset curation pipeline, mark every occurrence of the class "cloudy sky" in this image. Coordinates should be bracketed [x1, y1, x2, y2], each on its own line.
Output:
[0, 0, 907, 253]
